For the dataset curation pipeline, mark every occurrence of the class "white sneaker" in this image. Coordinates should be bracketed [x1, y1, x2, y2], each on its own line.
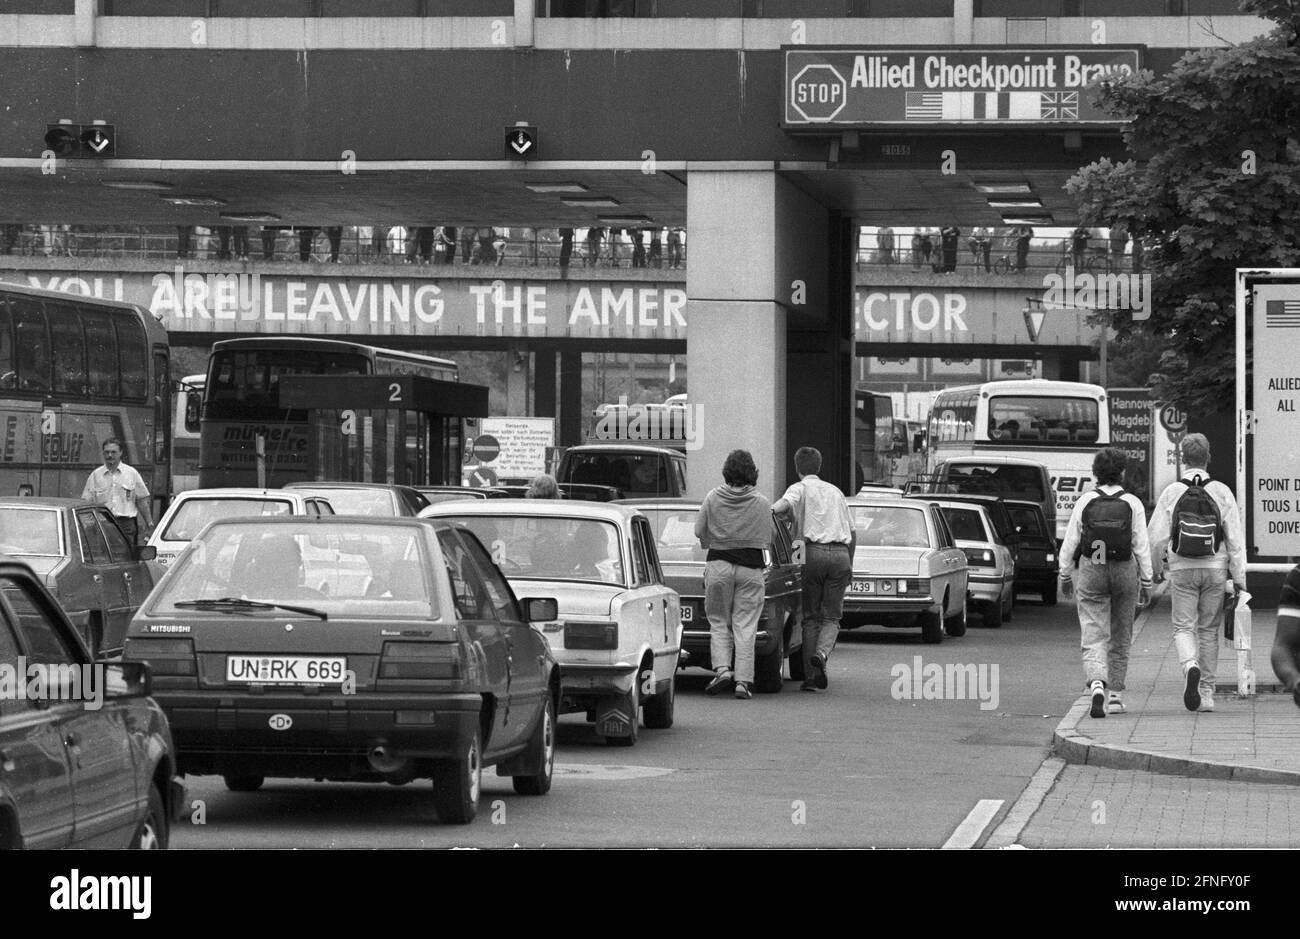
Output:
[1108, 692, 1127, 714]
[1089, 680, 1106, 718]
[1198, 691, 1215, 712]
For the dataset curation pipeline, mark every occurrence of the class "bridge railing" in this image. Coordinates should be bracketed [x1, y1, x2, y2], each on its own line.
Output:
[0, 224, 689, 271]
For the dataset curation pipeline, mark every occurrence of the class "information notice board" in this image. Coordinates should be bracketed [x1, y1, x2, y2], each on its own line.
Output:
[1241, 275, 1300, 562]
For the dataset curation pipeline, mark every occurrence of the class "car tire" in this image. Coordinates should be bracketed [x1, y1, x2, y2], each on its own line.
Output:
[1003, 589, 1014, 621]
[130, 785, 169, 849]
[920, 606, 944, 644]
[604, 678, 640, 748]
[754, 633, 784, 694]
[432, 729, 482, 824]
[223, 774, 264, 792]
[512, 697, 555, 796]
[1042, 580, 1058, 606]
[983, 599, 1003, 629]
[944, 595, 967, 637]
[788, 643, 807, 682]
[642, 667, 676, 728]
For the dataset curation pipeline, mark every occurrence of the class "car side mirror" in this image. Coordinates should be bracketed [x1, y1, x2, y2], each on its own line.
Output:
[136, 544, 157, 561]
[101, 660, 152, 700]
[521, 597, 559, 623]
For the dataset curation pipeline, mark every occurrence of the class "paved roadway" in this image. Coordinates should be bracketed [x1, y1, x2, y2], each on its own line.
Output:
[172, 592, 1088, 848]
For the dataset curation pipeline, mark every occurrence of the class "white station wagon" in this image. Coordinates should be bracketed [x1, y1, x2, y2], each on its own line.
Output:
[148, 488, 335, 570]
[420, 500, 681, 747]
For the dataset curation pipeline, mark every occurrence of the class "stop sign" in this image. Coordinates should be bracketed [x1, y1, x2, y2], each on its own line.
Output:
[790, 64, 848, 122]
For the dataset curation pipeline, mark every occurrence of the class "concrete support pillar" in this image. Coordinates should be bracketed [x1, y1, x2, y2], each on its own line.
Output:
[505, 348, 529, 415]
[953, 0, 974, 44]
[558, 348, 583, 447]
[686, 170, 849, 500]
[75, 0, 97, 47]
[514, 0, 534, 48]
[533, 348, 557, 418]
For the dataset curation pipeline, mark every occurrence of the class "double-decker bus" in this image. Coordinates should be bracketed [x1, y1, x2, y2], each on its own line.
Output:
[926, 379, 1110, 539]
[0, 283, 170, 511]
[854, 389, 894, 489]
[199, 337, 465, 489]
[171, 373, 204, 495]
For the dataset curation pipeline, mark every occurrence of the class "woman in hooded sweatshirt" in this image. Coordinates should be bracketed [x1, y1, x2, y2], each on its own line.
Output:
[694, 449, 772, 700]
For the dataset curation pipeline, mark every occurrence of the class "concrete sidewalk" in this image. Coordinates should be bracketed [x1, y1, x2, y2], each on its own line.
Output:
[1052, 587, 1300, 784]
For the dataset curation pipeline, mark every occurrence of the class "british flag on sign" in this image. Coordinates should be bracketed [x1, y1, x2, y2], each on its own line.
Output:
[1039, 91, 1079, 119]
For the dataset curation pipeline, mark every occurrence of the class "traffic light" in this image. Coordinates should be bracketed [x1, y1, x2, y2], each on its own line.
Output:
[505, 125, 538, 159]
[44, 124, 80, 156]
[43, 122, 115, 158]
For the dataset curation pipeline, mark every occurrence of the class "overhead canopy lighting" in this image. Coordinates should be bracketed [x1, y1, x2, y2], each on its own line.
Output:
[597, 214, 653, 226]
[977, 183, 1034, 196]
[562, 196, 621, 208]
[987, 199, 1044, 209]
[1002, 215, 1054, 226]
[527, 182, 589, 194]
[102, 179, 174, 191]
[162, 195, 227, 206]
[219, 211, 281, 222]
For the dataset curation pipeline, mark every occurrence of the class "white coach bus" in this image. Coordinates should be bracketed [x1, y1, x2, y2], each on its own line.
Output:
[926, 379, 1110, 541]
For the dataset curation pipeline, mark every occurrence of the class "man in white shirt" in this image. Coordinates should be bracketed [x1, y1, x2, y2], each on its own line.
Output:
[773, 447, 855, 693]
[81, 438, 153, 544]
[1147, 433, 1246, 713]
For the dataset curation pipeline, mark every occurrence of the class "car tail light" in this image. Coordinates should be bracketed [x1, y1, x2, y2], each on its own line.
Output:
[896, 578, 930, 596]
[123, 638, 197, 677]
[564, 621, 618, 650]
[963, 548, 996, 568]
[378, 642, 463, 680]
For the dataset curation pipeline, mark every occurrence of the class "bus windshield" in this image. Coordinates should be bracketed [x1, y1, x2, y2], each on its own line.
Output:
[987, 395, 1100, 443]
[207, 349, 370, 418]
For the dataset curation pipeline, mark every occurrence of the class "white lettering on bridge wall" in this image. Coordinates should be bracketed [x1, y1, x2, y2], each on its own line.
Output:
[859, 291, 969, 334]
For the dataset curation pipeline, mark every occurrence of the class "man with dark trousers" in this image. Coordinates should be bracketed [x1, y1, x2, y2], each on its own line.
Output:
[772, 447, 855, 693]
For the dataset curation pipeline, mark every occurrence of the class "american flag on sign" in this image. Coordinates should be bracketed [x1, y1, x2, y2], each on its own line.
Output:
[1039, 91, 1079, 119]
[1266, 300, 1300, 328]
[905, 92, 944, 121]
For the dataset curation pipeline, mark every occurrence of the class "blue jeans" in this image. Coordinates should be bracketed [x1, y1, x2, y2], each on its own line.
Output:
[1170, 567, 1227, 694]
[1075, 556, 1138, 691]
[801, 542, 851, 670]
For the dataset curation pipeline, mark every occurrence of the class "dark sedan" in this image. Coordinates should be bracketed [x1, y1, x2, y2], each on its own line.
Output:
[0, 498, 157, 655]
[284, 481, 430, 516]
[1005, 499, 1060, 605]
[121, 516, 559, 824]
[623, 499, 804, 692]
[0, 559, 182, 848]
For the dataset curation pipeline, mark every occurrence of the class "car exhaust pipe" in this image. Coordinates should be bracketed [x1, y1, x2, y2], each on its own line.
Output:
[368, 747, 417, 784]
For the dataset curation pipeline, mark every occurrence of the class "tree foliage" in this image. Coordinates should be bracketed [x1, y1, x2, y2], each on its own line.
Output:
[1065, 0, 1300, 413]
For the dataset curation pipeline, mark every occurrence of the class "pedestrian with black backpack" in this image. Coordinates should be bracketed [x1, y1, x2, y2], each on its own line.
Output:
[1058, 448, 1154, 719]
[1147, 433, 1247, 714]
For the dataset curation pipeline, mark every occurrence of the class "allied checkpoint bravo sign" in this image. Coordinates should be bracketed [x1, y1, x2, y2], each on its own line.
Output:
[784, 47, 1141, 127]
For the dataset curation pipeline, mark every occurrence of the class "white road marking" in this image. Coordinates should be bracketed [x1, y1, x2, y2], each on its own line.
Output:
[942, 798, 1004, 849]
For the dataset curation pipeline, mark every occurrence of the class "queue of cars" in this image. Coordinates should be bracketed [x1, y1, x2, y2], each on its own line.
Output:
[0, 450, 1062, 844]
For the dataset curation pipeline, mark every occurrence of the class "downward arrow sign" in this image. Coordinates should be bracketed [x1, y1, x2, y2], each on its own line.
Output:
[87, 134, 109, 153]
[511, 134, 532, 154]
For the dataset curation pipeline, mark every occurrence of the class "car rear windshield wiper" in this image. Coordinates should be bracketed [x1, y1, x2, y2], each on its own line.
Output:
[172, 597, 328, 620]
